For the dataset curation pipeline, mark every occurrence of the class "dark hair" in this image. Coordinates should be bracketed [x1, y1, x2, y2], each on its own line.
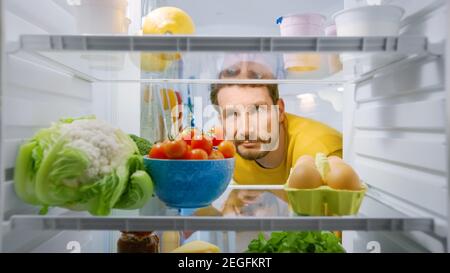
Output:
[210, 83, 280, 105]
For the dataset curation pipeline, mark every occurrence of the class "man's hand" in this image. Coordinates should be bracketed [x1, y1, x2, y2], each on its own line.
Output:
[222, 190, 264, 216]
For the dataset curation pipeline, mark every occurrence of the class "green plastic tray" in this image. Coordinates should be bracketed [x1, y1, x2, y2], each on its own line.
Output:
[284, 184, 367, 216]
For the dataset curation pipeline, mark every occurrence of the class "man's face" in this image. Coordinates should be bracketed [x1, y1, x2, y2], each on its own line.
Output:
[217, 85, 282, 160]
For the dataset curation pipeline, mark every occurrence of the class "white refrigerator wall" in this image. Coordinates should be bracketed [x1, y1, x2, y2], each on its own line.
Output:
[343, 0, 449, 252]
[0, 0, 112, 252]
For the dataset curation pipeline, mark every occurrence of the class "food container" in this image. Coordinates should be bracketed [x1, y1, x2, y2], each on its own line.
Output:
[67, 0, 130, 34]
[284, 184, 367, 216]
[277, 13, 326, 72]
[143, 157, 235, 208]
[324, 24, 343, 75]
[67, 0, 130, 71]
[333, 5, 405, 69]
[333, 5, 404, 36]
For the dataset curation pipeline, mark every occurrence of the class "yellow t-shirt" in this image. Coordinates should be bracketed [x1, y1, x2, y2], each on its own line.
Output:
[233, 113, 342, 185]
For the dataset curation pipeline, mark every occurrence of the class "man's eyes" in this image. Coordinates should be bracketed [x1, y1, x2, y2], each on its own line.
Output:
[221, 68, 265, 79]
[248, 71, 264, 79]
[224, 106, 268, 117]
[222, 68, 240, 77]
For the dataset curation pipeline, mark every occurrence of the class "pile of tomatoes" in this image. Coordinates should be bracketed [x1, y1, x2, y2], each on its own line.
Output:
[148, 128, 236, 160]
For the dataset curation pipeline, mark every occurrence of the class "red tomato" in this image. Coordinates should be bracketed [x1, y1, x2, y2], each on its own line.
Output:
[218, 141, 236, 158]
[182, 145, 193, 159]
[163, 139, 188, 159]
[180, 127, 198, 145]
[209, 126, 224, 146]
[149, 143, 168, 159]
[189, 149, 208, 160]
[208, 150, 224, 160]
[191, 135, 213, 155]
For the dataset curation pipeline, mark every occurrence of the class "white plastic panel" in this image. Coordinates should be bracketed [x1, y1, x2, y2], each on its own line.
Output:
[3, 139, 21, 170]
[354, 56, 444, 103]
[2, 181, 39, 219]
[4, 0, 75, 35]
[355, 158, 447, 217]
[352, 232, 438, 253]
[400, 0, 448, 43]
[7, 55, 91, 100]
[355, 99, 445, 130]
[4, 96, 90, 127]
[2, 221, 108, 252]
[344, 0, 448, 252]
[29, 230, 108, 253]
[1, 0, 107, 253]
[354, 136, 446, 172]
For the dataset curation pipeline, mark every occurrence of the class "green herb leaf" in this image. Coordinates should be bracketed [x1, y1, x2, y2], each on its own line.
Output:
[245, 231, 345, 253]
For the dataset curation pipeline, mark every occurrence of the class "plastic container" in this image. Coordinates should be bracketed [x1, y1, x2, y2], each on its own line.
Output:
[67, 0, 130, 34]
[143, 157, 235, 208]
[325, 24, 343, 75]
[333, 5, 405, 73]
[333, 5, 404, 36]
[284, 184, 367, 216]
[277, 13, 326, 72]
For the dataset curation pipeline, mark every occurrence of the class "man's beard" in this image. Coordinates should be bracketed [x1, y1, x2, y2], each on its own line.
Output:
[237, 146, 270, 160]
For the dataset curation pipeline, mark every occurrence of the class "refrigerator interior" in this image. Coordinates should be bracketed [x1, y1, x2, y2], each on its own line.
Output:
[0, 0, 448, 252]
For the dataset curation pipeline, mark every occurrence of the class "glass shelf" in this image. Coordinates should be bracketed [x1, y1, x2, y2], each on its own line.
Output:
[9, 35, 431, 83]
[9, 185, 434, 233]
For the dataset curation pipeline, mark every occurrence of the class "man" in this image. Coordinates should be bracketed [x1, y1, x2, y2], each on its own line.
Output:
[210, 56, 343, 186]
[181, 56, 343, 249]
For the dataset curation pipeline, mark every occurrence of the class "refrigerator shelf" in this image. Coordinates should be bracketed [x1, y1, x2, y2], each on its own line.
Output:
[8, 35, 432, 83]
[8, 189, 434, 233]
[17, 35, 428, 53]
[9, 215, 433, 232]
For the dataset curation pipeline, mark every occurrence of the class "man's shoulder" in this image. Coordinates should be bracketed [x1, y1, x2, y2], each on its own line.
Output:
[286, 113, 341, 138]
[285, 113, 343, 158]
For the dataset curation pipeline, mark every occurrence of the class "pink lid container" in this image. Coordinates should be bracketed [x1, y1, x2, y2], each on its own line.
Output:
[277, 13, 326, 36]
[277, 13, 326, 72]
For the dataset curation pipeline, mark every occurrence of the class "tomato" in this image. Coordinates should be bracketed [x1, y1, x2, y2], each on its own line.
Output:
[191, 135, 213, 155]
[208, 126, 224, 146]
[188, 149, 208, 160]
[180, 127, 198, 145]
[218, 141, 236, 158]
[212, 137, 223, 147]
[208, 150, 224, 160]
[182, 145, 193, 159]
[149, 142, 168, 159]
[163, 139, 188, 159]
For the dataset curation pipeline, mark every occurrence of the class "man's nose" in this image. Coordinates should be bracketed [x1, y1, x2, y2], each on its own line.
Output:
[236, 112, 257, 141]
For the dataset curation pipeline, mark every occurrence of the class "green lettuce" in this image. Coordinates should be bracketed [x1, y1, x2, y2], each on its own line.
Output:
[246, 231, 346, 253]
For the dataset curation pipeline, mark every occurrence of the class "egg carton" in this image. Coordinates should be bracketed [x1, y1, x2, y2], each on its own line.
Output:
[284, 184, 367, 216]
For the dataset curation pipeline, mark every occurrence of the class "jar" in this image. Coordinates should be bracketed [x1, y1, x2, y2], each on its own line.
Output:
[117, 231, 160, 253]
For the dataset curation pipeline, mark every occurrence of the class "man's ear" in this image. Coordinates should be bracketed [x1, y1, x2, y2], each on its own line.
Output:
[277, 99, 286, 123]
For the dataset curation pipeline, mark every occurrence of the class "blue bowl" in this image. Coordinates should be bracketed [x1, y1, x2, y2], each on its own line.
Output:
[143, 156, 235, 208]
